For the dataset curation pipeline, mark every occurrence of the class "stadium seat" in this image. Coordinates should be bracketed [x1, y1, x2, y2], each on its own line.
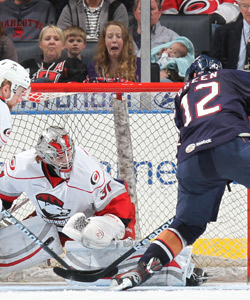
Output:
[14, 40, 41, 63]
[160, 14, 212, 57]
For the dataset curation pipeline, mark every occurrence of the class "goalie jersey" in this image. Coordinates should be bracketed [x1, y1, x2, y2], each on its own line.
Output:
[0, 146, 135, 237]
[174, 69, 250, 163]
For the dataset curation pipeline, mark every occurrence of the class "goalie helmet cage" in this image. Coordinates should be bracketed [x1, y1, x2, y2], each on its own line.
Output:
[1, 81, 249, 283]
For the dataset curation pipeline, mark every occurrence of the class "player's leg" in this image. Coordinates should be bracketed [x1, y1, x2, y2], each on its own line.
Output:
[110, 152, 226, 290]
[210, 137, 250, 189]
[0, 216, 63, 274]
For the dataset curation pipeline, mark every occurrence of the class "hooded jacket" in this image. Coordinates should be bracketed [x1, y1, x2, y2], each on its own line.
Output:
[57, 0, 128, 38]
[0, 0, 56, 41]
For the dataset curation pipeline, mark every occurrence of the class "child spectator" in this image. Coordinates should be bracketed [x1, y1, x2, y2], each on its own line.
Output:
[21, 25, 88, 83]
[0, 0, 56, 41]
[63, 25, 90, 65]
[130, 0, 179, 57]
[151, 36, 195, 82]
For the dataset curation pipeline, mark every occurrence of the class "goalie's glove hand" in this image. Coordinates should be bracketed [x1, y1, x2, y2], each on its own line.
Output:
[210, 13, 226, 25]
[62, 213, 126, 249]
[62, 212, 89, 242]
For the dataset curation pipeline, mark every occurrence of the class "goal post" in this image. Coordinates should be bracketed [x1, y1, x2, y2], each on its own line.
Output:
[1, 81, 249, 282]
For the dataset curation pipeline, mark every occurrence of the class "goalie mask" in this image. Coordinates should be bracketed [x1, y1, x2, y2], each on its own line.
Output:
[0, 59, 31, 101]
[185, 54, 222, 82]
[35, 126, 75, 180]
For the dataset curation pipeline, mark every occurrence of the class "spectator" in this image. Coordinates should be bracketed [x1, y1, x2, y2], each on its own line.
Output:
[151, 36, 195, 82]
[161, 1, 240, 33]
[47, 0, 69, 21]
[130, 0, 179, 57]
[211, 0, 249, 69]
[0, 0, 56, 41]
[57, 0, 129, 42]
[88, 20, 141, 82]
[21, 25, 88, 83]
[120, 0, 133, 13]
[0, 22, 18, 61]
[63, 25, 90, 65]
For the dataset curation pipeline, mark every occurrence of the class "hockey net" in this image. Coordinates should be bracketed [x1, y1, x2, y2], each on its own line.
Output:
[0, 82, 249, 283]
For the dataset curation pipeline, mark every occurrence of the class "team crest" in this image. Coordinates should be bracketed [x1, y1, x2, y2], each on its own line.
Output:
[36, 193, 71, 219]
[3, 128, 11, 139]
[91, 170, 100, 185]
[179, 0, 219, 14]
[9, 156, 16, 170]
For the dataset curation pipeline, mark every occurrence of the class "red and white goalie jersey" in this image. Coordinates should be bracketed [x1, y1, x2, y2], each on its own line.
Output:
[161, 0, 240, 24]
[0, 98, 11, 150]
[0, 146, 135, 238]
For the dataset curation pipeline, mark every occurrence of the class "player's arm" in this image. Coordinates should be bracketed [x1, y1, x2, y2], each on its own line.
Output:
[0, 158, 23, 209]
[62, 180, 135, 249]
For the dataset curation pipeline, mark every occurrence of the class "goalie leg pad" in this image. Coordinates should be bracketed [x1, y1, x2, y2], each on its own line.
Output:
[63, 213, 125, 249]
[0, 216, 63, 275]
[64, 240, 194, 287]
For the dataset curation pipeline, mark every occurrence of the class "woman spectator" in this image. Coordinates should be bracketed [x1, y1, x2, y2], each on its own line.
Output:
[88, 20, 140, 82]
[21, 24, 88, 83]
[0, 23, 18, 62]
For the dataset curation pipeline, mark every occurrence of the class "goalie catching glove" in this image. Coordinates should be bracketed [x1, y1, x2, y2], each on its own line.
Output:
[62, 212, 126, 249]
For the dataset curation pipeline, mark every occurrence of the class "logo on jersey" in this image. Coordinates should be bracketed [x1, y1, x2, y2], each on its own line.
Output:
[9, 156, 16, 170]
[3, 128, 11, 139]
[179, 0, 219, 14]
[185, 139, 212, 153]
[90, 170, 100, 185]
[185, 143, 196, 153]
[36, 193, 71, 219]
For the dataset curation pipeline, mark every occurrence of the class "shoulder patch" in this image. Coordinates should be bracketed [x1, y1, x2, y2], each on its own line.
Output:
[9, 156, 16, 171]
[91, 170, 100, 185]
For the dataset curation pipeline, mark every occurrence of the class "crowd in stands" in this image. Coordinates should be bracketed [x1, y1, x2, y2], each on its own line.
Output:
[0, 0, 249, 83]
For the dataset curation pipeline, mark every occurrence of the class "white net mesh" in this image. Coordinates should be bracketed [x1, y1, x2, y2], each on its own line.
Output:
[0, 85, 248, 282]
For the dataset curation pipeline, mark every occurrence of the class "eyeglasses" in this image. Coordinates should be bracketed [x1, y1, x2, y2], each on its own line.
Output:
[240, 4, 250, 10]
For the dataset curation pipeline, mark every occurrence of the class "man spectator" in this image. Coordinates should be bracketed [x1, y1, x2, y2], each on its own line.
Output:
[211, 0, 250, 69]
[57, 0, 129, 42]
[0, 0, 56, 41]
[130, 0, 179, 57]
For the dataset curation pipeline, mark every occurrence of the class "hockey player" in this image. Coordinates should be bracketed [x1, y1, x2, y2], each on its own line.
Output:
[161, 0, 240, 25]
[0, 59, 30, 152]
[0, 126, 135, 273]
[110, 54, 250, 290]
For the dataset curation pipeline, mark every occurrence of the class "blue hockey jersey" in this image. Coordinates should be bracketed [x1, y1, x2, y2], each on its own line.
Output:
[174, 69, 250, 162]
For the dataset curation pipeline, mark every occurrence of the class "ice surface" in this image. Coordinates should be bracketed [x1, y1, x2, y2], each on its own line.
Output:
[0, 283, 250, 300]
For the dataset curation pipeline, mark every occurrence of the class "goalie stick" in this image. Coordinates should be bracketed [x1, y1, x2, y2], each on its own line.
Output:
[53, 216, 174, 282]
[1, 209, 73, 271]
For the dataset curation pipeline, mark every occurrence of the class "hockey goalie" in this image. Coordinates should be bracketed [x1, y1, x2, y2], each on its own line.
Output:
[0, 126, 201, 286]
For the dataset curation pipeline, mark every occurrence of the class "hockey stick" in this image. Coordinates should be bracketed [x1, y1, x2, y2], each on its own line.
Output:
[53, 216, 174, 282]
[1, 209, 73, 271]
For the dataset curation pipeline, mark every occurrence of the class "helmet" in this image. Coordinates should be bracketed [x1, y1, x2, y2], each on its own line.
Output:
[185, 54, 222, 82]
[0, 59, 30, 100]
[35, 126, 75, 180]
